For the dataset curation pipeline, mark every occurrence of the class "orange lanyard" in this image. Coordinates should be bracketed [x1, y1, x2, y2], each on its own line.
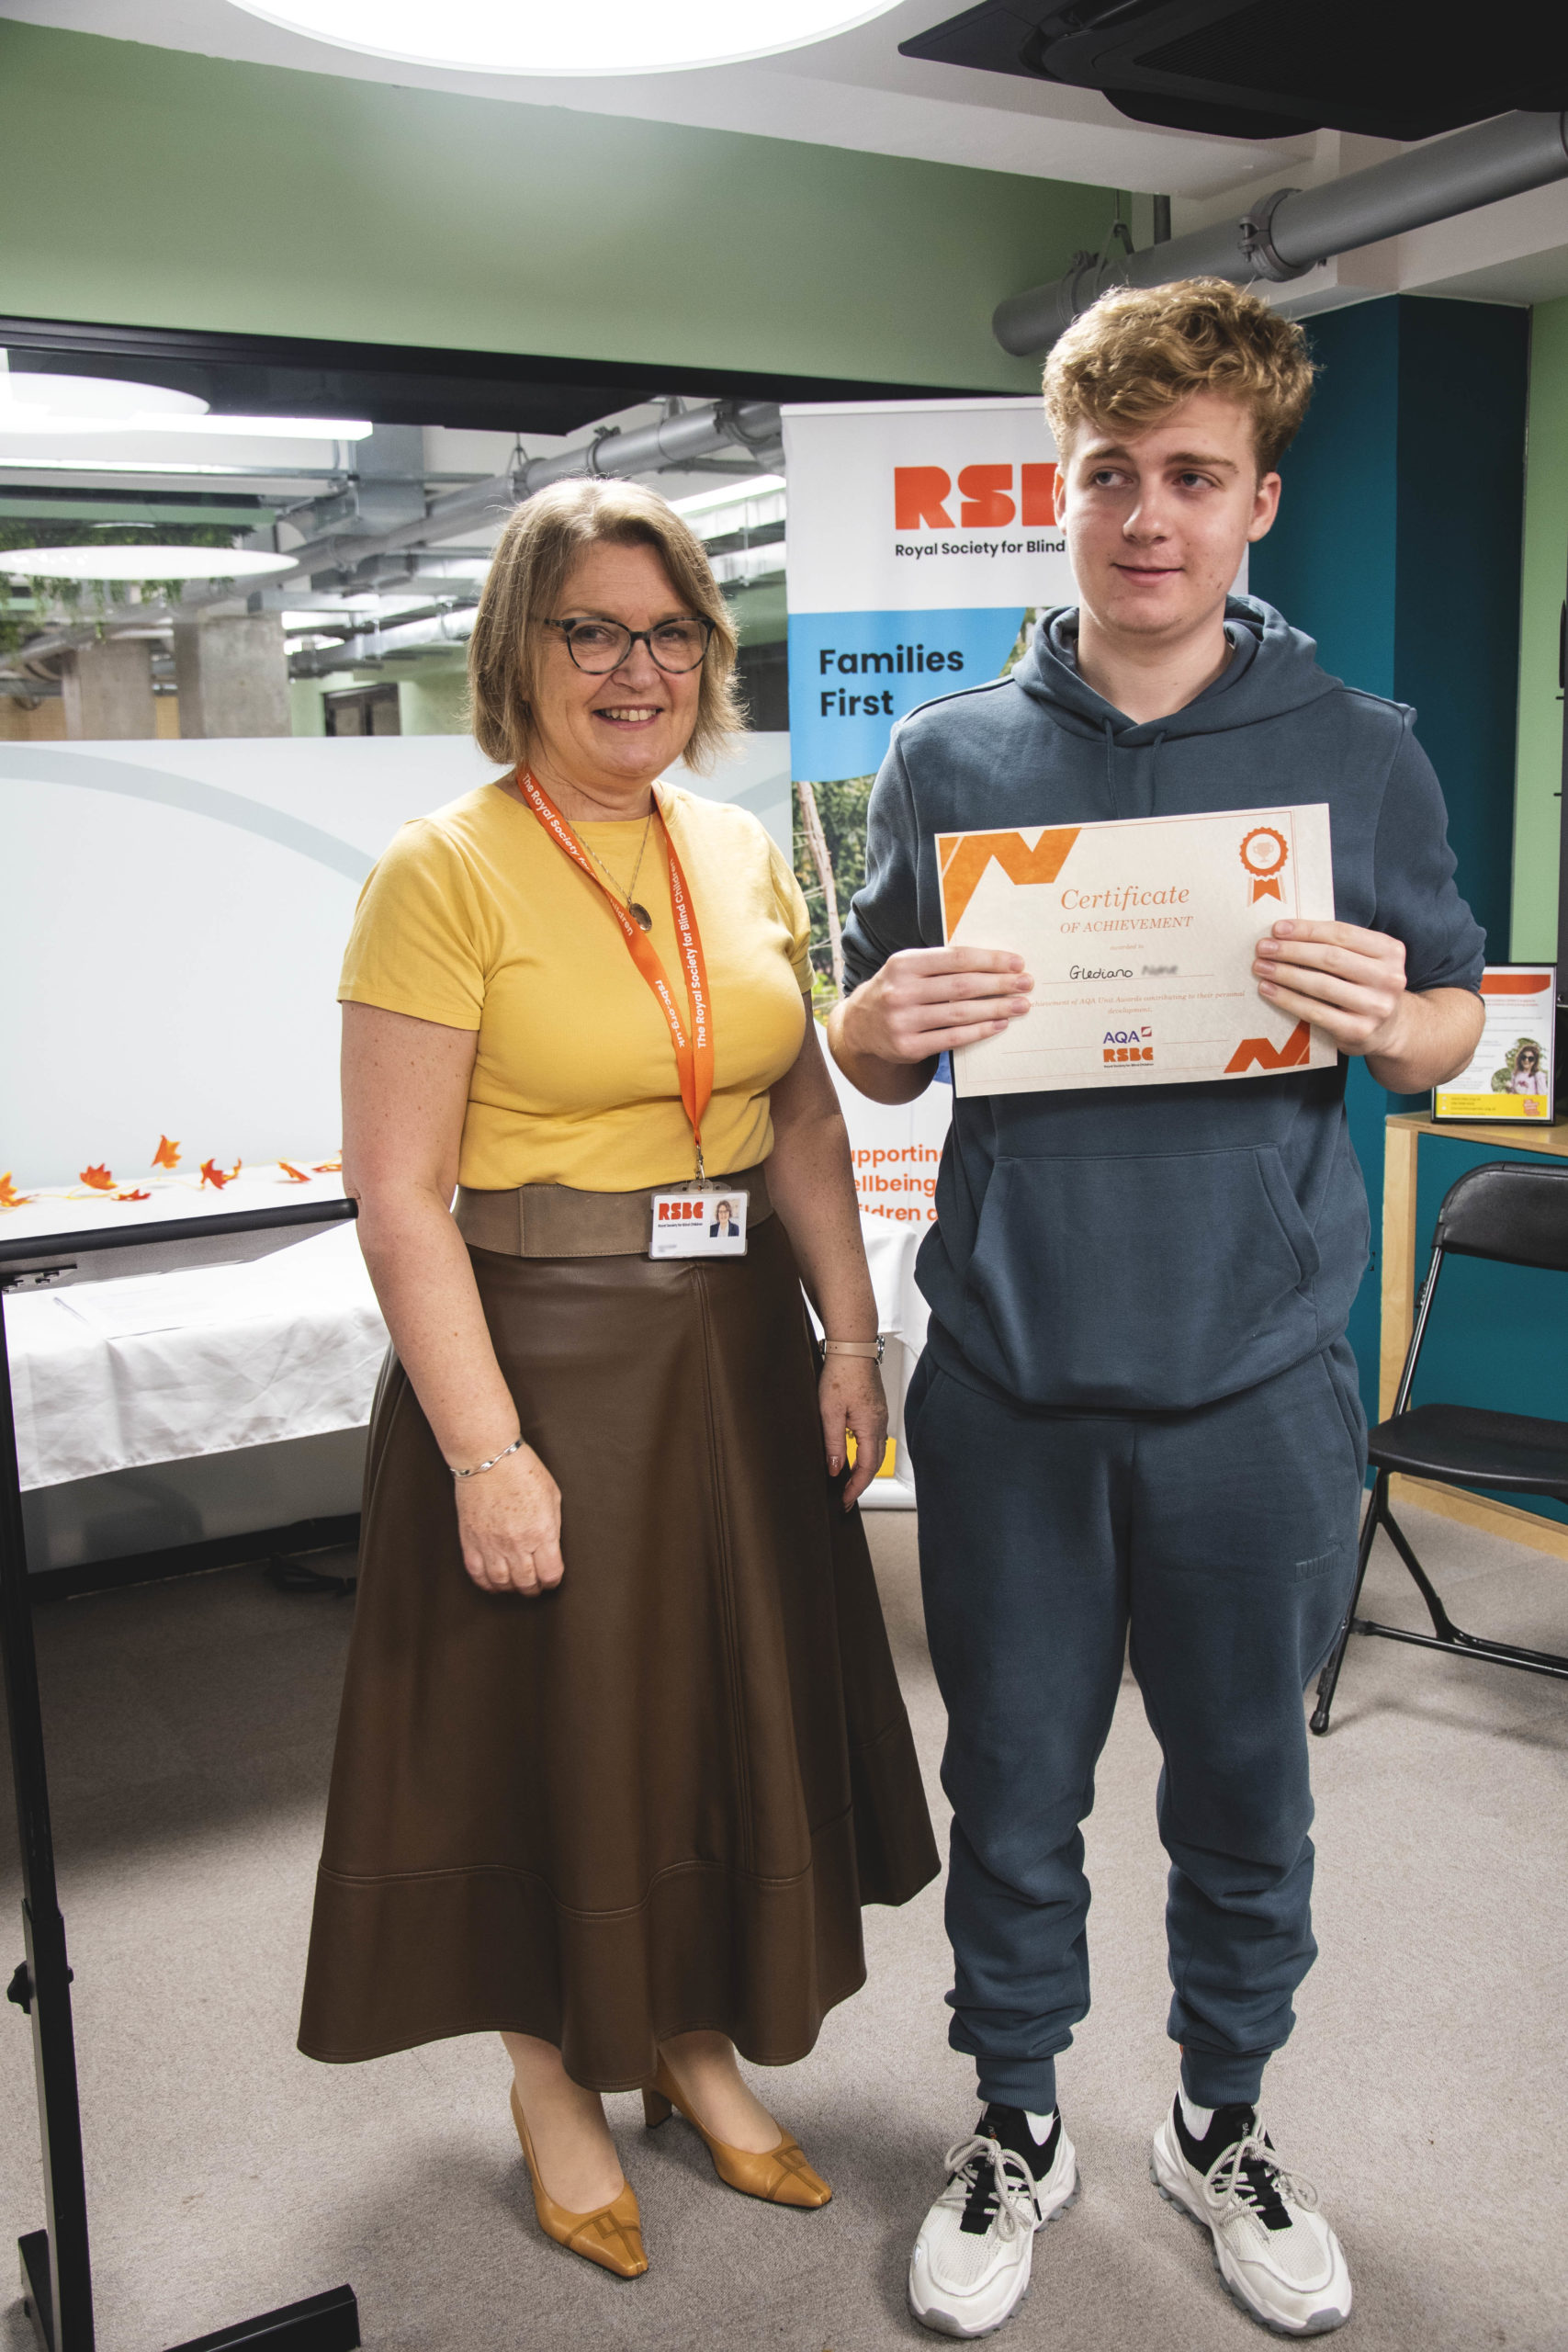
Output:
[515, 768, 715, 1179]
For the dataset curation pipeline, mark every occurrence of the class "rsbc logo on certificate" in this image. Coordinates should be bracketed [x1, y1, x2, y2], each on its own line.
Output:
[938, 805, 1337, 1099]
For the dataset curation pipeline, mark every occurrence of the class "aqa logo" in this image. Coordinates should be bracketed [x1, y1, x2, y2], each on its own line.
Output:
[895, 463, 1058, 529]
[1103, 1025, 1154, 1066]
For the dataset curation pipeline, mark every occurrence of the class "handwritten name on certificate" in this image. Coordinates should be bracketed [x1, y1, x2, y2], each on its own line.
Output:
[938, 804, 1337, 1099]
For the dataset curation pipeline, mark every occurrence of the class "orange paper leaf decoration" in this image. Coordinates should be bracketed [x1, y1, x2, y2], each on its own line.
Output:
[199, 1157, 232, 1189]
[313, 1159, 343, 1174]
[277, 1160, 310, 1183]
[80, 1164, 115, 1192]
[0, 1172, 33, 1207]
[152, 1135, 180, 1170]
[116, 1188, 151, 1203]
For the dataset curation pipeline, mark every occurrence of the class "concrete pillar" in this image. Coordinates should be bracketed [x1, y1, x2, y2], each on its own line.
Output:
[60, 636, 157, 739]
[173, 613, 290, 737]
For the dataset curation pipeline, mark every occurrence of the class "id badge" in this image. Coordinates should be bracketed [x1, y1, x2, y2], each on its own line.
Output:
[649, 1186, 750, 1259]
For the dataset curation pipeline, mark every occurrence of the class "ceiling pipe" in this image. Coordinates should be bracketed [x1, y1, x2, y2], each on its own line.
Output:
[265, 397, 784, 586]
[993, 108, 1568, 357]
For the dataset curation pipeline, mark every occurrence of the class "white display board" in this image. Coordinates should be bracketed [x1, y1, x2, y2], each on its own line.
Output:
[0, 731, 790, 1189]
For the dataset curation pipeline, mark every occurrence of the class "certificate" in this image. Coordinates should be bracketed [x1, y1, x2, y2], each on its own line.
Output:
[939, 804, 1337, 1098]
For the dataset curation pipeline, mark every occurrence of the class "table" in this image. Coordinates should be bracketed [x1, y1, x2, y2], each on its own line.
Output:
[0, 1195, 363, 2352]
[1380, 1112, 1568, 1563]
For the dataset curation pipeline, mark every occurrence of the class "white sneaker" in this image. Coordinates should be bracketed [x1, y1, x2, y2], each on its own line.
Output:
[910, 2106, 1078, 2339]
[1150, 2098, 1352, 2336]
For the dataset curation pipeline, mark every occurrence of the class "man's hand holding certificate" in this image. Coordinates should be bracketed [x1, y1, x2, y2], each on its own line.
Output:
[937, 804, 1338, 1097]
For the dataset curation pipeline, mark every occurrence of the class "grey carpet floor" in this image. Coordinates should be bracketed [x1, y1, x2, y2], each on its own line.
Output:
[2, 1498, 1564, 2352]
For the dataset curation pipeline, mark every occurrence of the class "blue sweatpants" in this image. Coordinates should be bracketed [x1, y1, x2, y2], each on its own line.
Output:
[906, 1337, 1366, 2112]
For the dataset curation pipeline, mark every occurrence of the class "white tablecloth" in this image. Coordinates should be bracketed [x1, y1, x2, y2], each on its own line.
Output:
[8, 1197, 930, 1495]
[8, 1222, 388, 1493]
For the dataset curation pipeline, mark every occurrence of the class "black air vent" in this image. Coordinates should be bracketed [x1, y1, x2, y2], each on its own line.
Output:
[900, 0, 1568, 141]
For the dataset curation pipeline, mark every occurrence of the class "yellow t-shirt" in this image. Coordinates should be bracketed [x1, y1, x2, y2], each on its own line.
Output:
[339, 781, 813, 1192]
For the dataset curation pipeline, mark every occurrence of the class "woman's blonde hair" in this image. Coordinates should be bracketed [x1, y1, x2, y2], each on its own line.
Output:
[468, 477, 743, 775]
[1043, 278, 1316, 476]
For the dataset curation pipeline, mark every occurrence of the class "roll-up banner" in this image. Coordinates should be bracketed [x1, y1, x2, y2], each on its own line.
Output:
[782, 396, 1075, 780]
[783, 397, 1077, 1229]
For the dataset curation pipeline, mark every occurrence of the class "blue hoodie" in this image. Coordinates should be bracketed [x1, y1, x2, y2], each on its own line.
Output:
[840, 598, 1485, 1413]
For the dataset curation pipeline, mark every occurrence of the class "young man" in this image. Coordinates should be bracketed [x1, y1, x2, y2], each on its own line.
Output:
[829, 280, 1484, 2340]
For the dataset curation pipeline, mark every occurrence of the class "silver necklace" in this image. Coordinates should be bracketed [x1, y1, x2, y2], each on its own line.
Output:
[578, 805, 656, 931]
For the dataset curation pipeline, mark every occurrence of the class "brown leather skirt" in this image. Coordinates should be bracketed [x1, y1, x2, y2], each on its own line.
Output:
[297, 1212, 938, 2086]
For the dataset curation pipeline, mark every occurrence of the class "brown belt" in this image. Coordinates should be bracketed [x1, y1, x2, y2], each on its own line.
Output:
[454, 1162, 773, 1260]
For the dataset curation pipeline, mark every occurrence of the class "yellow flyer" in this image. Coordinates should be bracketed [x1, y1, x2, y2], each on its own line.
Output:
[1432, 967, 1556, 1122]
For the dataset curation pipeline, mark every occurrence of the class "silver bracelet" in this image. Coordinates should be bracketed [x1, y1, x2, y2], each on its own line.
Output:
[451, 1436, 525, 1479]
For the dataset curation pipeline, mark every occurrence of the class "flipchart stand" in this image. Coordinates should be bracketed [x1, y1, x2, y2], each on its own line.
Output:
[0, 1198, 363, 2352]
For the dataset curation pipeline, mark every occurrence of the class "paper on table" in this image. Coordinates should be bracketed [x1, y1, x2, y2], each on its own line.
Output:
[940, 803, 1337, 1099]
[54, 1221, 367, 1340]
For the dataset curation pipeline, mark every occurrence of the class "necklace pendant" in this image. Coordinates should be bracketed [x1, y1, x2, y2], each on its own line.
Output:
[628, 901, 654, 933]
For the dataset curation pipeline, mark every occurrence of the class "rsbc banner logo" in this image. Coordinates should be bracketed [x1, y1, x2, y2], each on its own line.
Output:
[896, 463, 1059, 531]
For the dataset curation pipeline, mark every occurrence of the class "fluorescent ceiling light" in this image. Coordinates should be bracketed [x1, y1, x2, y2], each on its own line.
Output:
[227, 1, 904, 75]
[0, 459, 350, 478]
[5, 548, 297, 582]
[671, 474, 786, 515]
[0, 411, 371, 440]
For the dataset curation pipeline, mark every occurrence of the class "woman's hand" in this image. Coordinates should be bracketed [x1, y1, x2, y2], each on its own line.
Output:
[820, 1356, 888, 1511]
[453, 1442, 565, 1595]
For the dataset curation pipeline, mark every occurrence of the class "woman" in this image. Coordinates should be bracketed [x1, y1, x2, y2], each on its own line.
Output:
[299, 478, 938, 2279]
[1508, 1041, 1545, 1095]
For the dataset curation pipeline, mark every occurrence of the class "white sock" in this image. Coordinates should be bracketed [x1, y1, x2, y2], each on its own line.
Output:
[1179, 2090, 1214, 2139]
[1024, 2108, 1056, 2146]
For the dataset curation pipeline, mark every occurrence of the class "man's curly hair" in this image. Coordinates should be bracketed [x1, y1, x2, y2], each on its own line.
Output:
[1043, 278, 1317, 474]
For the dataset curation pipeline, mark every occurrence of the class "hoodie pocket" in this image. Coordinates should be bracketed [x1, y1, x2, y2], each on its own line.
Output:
[961, 1148, 1322, 1410]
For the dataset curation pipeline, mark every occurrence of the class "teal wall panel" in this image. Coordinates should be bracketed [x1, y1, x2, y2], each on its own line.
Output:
[1252, 296, 1530, 1448]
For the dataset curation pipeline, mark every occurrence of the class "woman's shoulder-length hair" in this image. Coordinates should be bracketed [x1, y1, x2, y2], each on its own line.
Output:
[468, 477, 745, 775]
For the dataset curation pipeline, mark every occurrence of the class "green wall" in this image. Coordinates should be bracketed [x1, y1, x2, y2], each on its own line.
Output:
[0, 22, 1111, 393]
[1251, 295, 1530, 1434]
[1511, 295, 1568, 960]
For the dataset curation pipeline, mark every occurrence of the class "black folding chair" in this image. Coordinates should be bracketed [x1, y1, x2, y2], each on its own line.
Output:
[1311, 1159, 1568, 1734]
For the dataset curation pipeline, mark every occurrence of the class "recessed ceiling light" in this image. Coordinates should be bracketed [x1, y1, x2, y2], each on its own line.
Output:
[5, 548, 297, 582]
[227, 0, 904, 76]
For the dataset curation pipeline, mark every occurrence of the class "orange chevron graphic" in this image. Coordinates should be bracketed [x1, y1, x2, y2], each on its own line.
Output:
[1224, 1021, 1313, 1074]
[938, 826, 1081, 934]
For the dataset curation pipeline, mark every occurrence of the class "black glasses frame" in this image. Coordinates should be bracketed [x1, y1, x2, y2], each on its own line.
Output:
[544, 615, 716, 674]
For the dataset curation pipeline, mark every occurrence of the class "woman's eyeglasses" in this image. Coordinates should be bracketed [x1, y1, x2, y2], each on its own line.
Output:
[545, 616, 714, 674]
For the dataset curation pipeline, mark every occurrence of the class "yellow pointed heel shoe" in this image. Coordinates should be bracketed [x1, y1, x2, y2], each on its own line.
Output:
[510, 2086, 649, 2278]
[641, 2054, 831, 2208]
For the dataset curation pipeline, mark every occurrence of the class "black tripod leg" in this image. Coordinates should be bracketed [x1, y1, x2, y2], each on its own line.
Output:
[1311, 1471, 1383, 1736]
[0, 1291, 95, 2350]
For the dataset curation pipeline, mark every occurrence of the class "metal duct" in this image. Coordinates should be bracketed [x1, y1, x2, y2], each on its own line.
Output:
[993, 109, 1568, 357]
[515, 399, 783, 498]
[274, 398, 784, 587]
